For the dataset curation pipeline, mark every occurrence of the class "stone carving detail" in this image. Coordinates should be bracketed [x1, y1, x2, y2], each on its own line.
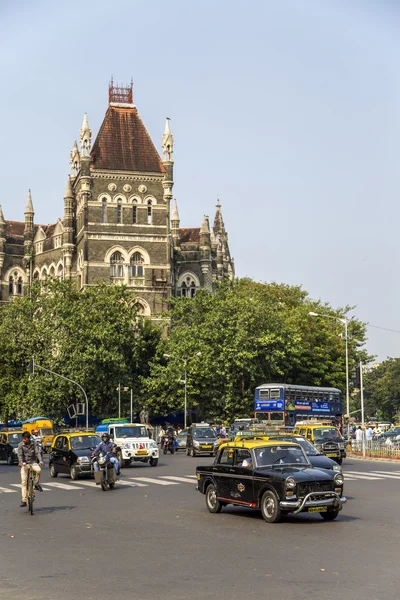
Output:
[123, 184, 132, 192]
[108, 183, 117, 192]
[138, 184, 147, 194]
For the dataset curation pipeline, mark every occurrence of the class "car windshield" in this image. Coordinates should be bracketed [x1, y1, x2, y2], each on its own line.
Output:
[254, 445, 309, 467]
[314, 428, 341, 441]
[8, 433, 23, 447]
[193, 428, 216, 439]
[389, 427, 400, 433]
[177, 432, 187, 438]
[114, 426, 147, 438]
[270, 436, 319, 456]
[70, 435, 101, 450]
[40, 428, 54, 435]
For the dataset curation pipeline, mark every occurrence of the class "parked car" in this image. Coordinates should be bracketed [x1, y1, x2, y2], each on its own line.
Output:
[49, 432, 101, 479]
[196, 440, 346, 523]
[0, 430, 23, 465]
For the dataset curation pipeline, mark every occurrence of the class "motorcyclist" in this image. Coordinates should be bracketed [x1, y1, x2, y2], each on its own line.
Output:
[165, 426, 176, 451]
[92, 433, 120, 476]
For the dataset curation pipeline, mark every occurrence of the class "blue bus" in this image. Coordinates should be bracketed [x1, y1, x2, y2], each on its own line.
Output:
[254, 383, 343, 427]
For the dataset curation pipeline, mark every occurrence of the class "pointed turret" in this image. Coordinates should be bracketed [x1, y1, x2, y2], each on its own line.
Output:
[25, 189, 34, 215]
[80, 113, 92, 155]
[70, 140, 80, 176]
[213, 199, 225, 237]
[0, 205, 5, 273]
[200, 215, 211, 256]
[63, 175, 75, 280]
[162, 118, 174, 162]
[171, 198, 180, 247]
[0, 204, 4, 225]
[64, 175, 74, 199]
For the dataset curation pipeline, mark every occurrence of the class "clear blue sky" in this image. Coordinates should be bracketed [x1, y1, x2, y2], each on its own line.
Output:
[1, 0, 399, 360]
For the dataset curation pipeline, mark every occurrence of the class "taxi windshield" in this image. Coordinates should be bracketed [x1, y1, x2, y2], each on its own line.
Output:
[115, 426, 147, 438]
[70, 435, 101, 450]
[8, 433, 23, 447]
[314, 428, 341, 441]
[270, 436, 318, 456]
[254, 445, 308, 467]
[193, 428, 216, 439]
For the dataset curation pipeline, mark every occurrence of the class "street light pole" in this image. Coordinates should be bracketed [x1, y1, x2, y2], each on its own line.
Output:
[118, 383, 121, 418]
[163, 352, 201, 429]
[309, 312, 350, 443]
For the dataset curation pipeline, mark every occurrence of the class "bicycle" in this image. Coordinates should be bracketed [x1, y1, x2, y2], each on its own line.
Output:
[25, 465, 36, 515]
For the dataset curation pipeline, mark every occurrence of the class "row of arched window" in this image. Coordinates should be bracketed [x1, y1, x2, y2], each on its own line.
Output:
[110, 252, 145, 278]
[9, 273, 23, 295]
[102, 199, 153, 225]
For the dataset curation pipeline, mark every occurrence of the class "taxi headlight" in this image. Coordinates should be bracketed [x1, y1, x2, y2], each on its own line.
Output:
[334, 473, 344, 486]
[285, 477, 297, 489]
[332, 464, 342, 473]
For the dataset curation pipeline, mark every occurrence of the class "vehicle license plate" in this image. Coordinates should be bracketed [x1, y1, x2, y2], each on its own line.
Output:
[326, 453, 339, 457]
[202, 445, 212, 449]
[309, 506, 327, 513]
[137, 450, 148, 455]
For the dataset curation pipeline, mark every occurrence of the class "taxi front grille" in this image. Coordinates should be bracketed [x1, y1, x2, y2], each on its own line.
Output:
[298, 482, 333, 496]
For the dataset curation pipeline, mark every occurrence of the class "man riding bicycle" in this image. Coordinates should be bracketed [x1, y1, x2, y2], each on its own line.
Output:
[17, 431, 44, 508]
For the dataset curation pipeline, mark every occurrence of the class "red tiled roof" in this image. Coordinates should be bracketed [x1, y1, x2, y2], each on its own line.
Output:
[5, 221, 25, 236]
[179, 228, 200, 244]
[91, 105, 166, 173]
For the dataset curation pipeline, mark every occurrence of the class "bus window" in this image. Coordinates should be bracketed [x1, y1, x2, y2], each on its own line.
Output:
[269, 412, 284, 425]
[259, 389, 269, 400]
[270, 388, 281, 399]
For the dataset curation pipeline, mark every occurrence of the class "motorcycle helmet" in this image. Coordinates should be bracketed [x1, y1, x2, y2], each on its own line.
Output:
[102, 433, 110, 442]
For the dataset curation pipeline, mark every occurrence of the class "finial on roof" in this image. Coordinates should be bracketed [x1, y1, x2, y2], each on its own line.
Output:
[64, 176, 74, 199]
[80, 113, 92, 155]
[70, 140, 80, 176]
[200, 215, 210, 233]
[171, 198, 180, 222]
[0, 204, 4, 224]
[25, 189, 34, 214]
[162, 117, 174, 162]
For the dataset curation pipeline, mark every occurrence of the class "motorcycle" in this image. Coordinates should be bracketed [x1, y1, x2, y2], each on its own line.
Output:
[163, 435, 176, 455]
[92, 452, 117, 491]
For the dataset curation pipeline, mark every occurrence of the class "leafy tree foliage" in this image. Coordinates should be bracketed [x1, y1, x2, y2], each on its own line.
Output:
[142, 279, 371, 421]
[0, 280, 161, 423]
[362, 358, 400, 421]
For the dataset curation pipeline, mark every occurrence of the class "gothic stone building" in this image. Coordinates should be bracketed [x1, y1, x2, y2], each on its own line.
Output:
[0, 81, 234, 315]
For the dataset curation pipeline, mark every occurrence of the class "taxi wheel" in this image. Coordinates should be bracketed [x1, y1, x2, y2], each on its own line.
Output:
[49, 463, 58, 478]
[261, 490, 282, 523]
[70, 465, 78, 480]
[205, 484, 222, 514]
[320, 509, 339, 521]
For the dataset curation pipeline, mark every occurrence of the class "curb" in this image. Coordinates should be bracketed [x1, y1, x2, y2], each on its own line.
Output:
[347, 452, 400, 463]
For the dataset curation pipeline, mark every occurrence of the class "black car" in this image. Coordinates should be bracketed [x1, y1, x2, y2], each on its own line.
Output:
[0, 430, 23, 465]
[196, 440, 346, 523]
[268, 435, 343, 472]
[49, 433, 101, 479]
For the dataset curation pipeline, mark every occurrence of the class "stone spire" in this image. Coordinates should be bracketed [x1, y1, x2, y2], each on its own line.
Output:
[162, 118, 174, 162]
[64, 175, 74, 199]
[70, 140, 80, 176]
[200, 215, 211, 252]
[63, 176, 75, 280]
[0, 204, 4, 225]
[80, 113, 92, 155]
[171, 198, 180, 247]
[25, 189, 34, 215]
[213, 199, 225, 236]
[0, 205, 5, 273]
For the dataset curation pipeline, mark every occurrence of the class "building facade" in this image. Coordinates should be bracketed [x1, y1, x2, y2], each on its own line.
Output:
[0, 81, 234, 315]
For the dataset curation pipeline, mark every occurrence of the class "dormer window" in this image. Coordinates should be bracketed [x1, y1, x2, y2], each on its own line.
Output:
[36, 242, 43, 254]
[54, 236, 62, 248]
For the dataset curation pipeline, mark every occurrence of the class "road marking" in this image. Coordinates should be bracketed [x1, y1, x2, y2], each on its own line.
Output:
[10, 484, 51, 491]
[44, 482, 84, 490]
[160, 476, 197, 483]
[68, 480, 97, 487]
[343, 472, 386, 480]
[370, 471, 400, 479]
[0, 486, 17, 493]
[116, 480, 141, 487]
[129, 477, 179, 486]
[125, 479, 148, 487]
[185, 475, 197, 479]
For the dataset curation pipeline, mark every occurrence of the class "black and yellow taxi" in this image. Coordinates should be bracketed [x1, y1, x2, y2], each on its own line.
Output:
[293, 423, 346, 464]
[196, 439, 346, 523]
[49, 432, 101, 480]
[0, 430, 23, 465]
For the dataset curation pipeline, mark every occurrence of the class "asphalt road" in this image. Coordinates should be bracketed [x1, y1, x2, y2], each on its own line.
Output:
[1, 453, 400, 600]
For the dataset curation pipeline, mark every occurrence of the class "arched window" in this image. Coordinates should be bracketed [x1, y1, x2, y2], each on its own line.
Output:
[17, 277, 23, 295]
[102, 198, 107, 224]
[110, 251, 124, 278]
[33, 271, 39, 280]
[147, 200, 152, 224]
[129, 252, 144, 277]
[181, 275, 197, 298]
[57, 264, 63, 280]
[132, 200, 137, 224]
[9, 276, 14, 295]
[117, 199, 122, 224]
[49, 266, 56, 279]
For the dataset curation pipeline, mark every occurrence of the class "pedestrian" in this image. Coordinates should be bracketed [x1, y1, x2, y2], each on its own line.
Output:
[17, 431, 44, 508]
[365, 426, 373, 442]
[355, 426, 363, 451]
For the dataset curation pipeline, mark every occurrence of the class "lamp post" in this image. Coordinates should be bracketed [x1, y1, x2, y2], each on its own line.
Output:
[163, 352, 202, 429]
[309, 312, 350, 443]
[117, 384, 130, 418]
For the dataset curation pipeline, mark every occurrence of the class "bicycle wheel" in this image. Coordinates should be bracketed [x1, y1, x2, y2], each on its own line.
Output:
[29, 477, 34, 515]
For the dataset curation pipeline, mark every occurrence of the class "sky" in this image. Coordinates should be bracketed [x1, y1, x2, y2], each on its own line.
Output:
[0, 0, 399, 361]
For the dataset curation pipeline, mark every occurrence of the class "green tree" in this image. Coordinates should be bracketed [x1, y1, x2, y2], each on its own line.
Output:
[362, 358, 400, 421]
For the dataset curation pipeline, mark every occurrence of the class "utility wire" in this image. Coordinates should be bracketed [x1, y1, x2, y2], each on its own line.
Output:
[368, 324, 400, 335]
